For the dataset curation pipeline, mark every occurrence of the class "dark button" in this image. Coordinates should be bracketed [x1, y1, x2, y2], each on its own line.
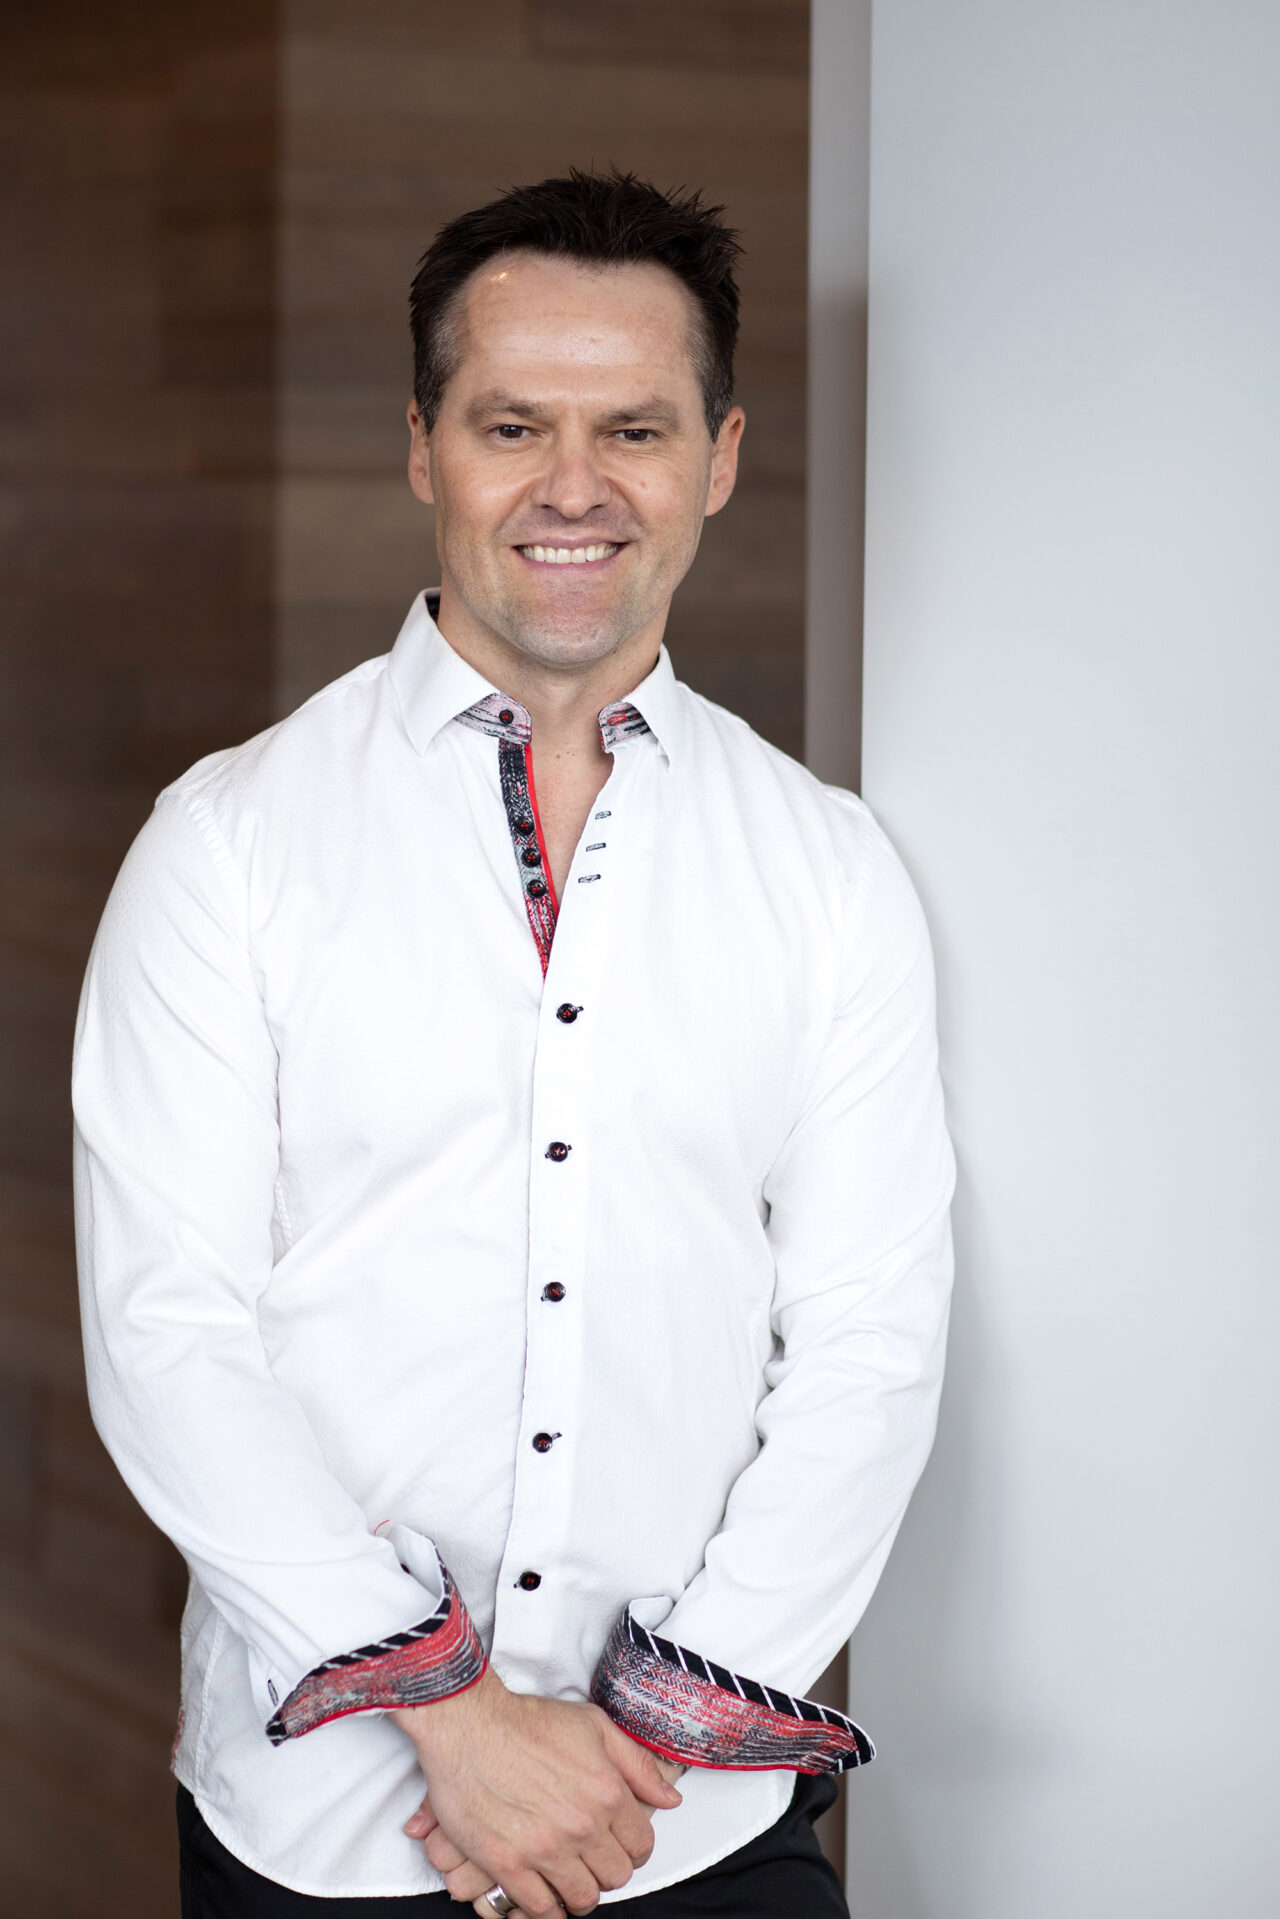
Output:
[514, 816, 534, 835]
[546, 1141, 571, 1162]
[522, 847, 543, 867]
[498, 708, 515, 725]
[532, 1432, 558, 1453]
[542, 1282, 566, 1302]
[517, 1570, 542, 1591]
[528, 879, 548, 898]
[556, 1003, 580, 1024]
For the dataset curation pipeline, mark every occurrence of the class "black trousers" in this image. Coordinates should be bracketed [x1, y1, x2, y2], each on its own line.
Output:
[177, 1777, 849, 1917]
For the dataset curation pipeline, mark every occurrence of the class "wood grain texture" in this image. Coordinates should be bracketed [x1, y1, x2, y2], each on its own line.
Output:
[2, 2, 821, 1907]
[0, 2, 278, 1908]
[276, 0, 809, 761]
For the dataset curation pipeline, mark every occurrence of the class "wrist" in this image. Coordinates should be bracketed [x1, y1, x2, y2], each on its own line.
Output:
[393, 1660, 500, 1749]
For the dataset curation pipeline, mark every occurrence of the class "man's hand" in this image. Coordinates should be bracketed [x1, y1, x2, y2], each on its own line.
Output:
[394, 1667, 682, 1916]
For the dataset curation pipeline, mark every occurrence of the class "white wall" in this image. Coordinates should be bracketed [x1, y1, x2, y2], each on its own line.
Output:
[845, 4, 1280, 1914]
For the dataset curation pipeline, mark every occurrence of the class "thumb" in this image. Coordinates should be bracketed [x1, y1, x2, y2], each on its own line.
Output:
[606, 1727, 684, 1808]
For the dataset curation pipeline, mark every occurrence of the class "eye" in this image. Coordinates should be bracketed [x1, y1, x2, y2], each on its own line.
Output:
[617, 428, 655, 443]
[493, 423, 529, 441]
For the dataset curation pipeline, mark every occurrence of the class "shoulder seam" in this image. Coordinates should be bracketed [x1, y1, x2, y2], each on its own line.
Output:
[161, 788, 248, 939]
[161, 653, 392, 806]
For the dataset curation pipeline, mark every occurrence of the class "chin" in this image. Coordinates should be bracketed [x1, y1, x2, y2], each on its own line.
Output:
[498, 589, 652, 665]
[504, 621, 631, 668]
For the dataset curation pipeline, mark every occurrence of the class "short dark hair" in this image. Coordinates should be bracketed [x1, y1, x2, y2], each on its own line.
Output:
[409, 168, 742, 439]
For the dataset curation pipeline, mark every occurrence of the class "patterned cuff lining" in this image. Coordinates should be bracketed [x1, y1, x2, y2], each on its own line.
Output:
[266, 1560, 486, 1745]
[591, 1606, 875, 1775]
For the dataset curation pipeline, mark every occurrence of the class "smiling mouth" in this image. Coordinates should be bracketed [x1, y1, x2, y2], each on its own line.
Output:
[516, 542, 622, 566]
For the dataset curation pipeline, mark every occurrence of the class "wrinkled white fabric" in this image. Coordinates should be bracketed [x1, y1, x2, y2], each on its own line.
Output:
[73, 594, 955, 1898]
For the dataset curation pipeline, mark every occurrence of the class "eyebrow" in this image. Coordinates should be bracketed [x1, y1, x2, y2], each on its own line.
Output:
[463, 390, 684, 430]
[597, 398, 683, 430]
[464, 392, 542, 424]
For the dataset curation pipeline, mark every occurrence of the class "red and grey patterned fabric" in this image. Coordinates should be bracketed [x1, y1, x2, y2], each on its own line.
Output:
[266, 1559, 486, 1744]
[592, 1606, 874, 1775]
[455, 693, 650, 976]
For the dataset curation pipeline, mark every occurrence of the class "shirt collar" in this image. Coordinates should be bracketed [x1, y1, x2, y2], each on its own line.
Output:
[387, 591, 686, 767]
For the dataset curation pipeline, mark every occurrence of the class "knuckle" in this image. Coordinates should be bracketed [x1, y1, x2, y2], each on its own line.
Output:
[601, 1777, 629, 1814]
[559, 1881, 599, 1916]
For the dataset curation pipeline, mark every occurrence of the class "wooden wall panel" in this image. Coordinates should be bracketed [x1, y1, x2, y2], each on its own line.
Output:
[1, 3, 820, 1907]
[0, 4, 278, 1911]
[276, 0, 809, 760]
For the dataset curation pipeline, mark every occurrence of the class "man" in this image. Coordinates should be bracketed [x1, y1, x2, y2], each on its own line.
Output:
[73, 170, 954, 1918]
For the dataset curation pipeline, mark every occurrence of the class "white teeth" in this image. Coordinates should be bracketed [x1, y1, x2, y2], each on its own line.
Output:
[520, 543, 620, 565]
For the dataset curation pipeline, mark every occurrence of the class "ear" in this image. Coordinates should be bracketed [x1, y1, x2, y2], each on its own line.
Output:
[407, 397, 436, 506]
[704, 405, 745, 518]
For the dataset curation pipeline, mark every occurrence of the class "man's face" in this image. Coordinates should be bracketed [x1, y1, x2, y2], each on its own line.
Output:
[408, 252, 744, 672]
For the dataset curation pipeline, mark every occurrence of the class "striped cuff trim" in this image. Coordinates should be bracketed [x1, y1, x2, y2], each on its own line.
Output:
[591, 1606, 875, 1775]
[266, 1560, 486, 1745]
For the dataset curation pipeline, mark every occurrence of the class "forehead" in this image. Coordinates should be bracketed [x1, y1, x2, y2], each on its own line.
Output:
[448, 251, 701, 397]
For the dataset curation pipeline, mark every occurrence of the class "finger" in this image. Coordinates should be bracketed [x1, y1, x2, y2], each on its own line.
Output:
[471, 1899, 544, 1919]
[446, 1858, 564, 1919]
[602, 1727, 683, 1810]
[610, 1802, 658, 1868]
[442, 1859, 497, 1902]
[540, 1857, 604, 1916]
[581, 1833, 637, 1892]
[402, 1793, 439, 1841]
[497, 1865, 577, 1918]
[424, 1826, 470, 1874]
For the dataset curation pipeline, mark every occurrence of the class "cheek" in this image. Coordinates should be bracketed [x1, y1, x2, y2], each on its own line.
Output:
[628, 468, 705, 533]
[434, 468, 517, 547]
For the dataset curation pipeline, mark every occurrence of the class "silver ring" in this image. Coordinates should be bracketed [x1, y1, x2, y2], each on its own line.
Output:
[480, 1889, 516, 1917]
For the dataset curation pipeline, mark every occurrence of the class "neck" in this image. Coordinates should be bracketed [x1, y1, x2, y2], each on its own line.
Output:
[434, 581, 664, 753]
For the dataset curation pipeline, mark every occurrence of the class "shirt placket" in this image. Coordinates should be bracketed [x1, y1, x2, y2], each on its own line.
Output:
[488, 738, 631, 1680]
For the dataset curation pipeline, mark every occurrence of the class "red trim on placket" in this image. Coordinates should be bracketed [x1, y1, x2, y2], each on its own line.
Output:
[523, 745, 560, 918]
[492, 736, 558, 974]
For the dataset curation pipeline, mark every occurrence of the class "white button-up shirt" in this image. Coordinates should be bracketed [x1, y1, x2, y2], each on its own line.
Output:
[72, 593, 955, 1900]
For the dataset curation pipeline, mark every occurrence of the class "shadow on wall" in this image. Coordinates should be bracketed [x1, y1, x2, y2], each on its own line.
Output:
[846, 1163, 1055, 1917]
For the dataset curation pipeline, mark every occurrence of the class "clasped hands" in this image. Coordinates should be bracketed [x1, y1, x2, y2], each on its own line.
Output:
[394, 1667, 684, 1918]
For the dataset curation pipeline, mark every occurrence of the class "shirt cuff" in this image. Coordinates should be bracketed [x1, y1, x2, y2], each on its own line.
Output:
[591, 1604, 875, 1775]
[265, 1557, 486, 1744]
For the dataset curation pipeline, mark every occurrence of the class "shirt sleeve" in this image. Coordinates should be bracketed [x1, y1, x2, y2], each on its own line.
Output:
[592, 804, 955, 1772]
[73, 790, 485, 1737]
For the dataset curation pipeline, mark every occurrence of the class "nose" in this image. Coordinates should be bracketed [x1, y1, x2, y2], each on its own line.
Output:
[532, 427, 612, 523]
